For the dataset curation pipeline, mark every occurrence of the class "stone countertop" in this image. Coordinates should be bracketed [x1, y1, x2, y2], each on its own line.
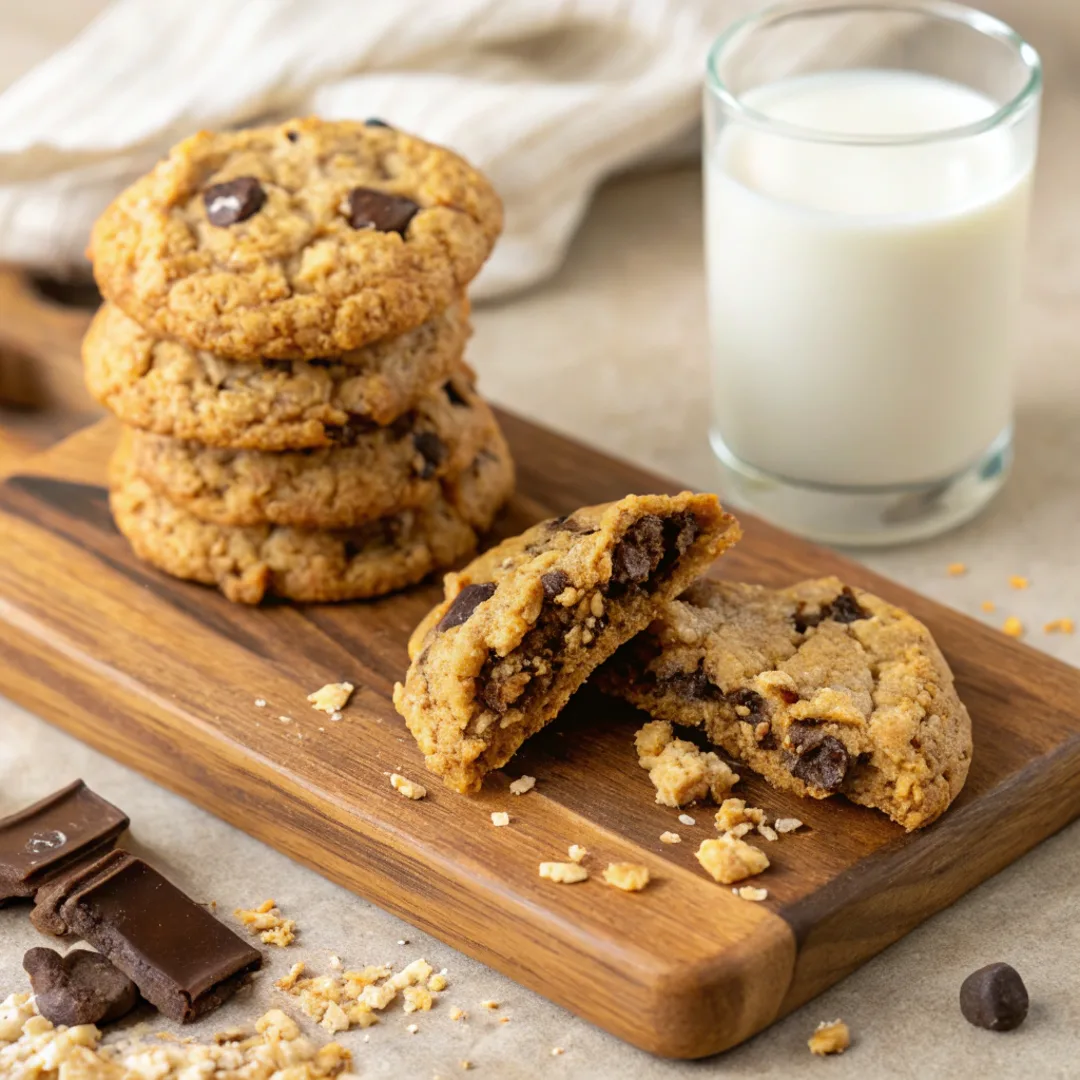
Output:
[4, 52, 1080, 1080]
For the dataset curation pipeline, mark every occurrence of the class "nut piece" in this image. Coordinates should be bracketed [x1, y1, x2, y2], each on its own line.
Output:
[539, 862, 589, 884]
[635, 722, 739, 807]
[390, 774, 427, 800]
[234, 899, 297, 947]
[695, 835, 769, 885]
[308, 682, 354, 713]
[659, 831, 681, 844]
[808, 1019, 851, 1055]
[774, 817, 804, 834]
[603, 863, 651, 892]
[737, 886, 768, 902]
[509, 775, 536, 795]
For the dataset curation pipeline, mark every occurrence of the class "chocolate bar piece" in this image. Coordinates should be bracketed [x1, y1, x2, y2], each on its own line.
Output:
[54, 850, 261, 1022]
[0, 781, 128, 902]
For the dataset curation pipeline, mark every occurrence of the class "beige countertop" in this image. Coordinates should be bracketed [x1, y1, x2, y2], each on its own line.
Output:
[3, 32, 1080, 1080]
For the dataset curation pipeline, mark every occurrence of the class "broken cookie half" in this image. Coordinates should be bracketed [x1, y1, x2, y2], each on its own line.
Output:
[394, 492, 740, 793]
[599, 577, 972, 830]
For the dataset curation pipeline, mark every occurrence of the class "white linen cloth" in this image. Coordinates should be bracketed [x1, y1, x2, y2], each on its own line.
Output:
[0, 0, 1062, 298]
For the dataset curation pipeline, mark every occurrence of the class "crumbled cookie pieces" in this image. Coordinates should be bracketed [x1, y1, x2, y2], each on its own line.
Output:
[308, 682, 354, 714]
[390, 774, 428, 800]
[567, 844, 588, 863]
[603, 863, 651, 892]
[490, 811, 510, 827]
[808, 1019, 851, 1055]
[635, 720, 739, 808]
[539, 862, 589, 884]
[696, 835, 770, 885]
[234, 898, 297, 947]
[659, 831, 681, 844]
[509, 775, 536, 795]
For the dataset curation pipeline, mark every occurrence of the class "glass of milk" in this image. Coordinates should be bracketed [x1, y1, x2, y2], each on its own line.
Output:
[705, 1, 1041, 545]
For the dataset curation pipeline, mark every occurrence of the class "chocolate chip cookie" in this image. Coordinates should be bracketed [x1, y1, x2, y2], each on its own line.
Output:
[89, 117, 502, 360]
[108, 435, 514, 604]
[119, 373, 507, 529]
[393, 493, 741, 793]
[598, 577, 972, 830]
[83, 299, 471, 448]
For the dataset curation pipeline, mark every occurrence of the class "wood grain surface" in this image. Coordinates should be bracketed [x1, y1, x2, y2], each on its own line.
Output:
[0, 418, 1078, 1058]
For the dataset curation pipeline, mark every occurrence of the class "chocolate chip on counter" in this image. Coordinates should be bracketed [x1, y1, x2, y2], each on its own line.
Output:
[203, 177, 266, 227]
[960, 963, 1029, 1031]
[437, 583, 497, 632]
[443, 380, 469, 407]
[347, 187, 420, 235]
[23, 947, 139, 1027]
[365, 118, 392, 128]
[787, 722, 849, 792]
[412, 432, 446, 479]
[541, 570, 570, 599]
[825, 588, 870, 624]
[609, 515, 665, 591]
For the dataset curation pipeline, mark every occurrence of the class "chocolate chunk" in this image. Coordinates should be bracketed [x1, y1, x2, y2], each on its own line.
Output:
[203, 177, 266, 227]
[728, 687, 765, 718]
[666, 666, 720, 702]
[661, 511, 700, 562]
[263, 359, 293, 373]
[347, 187, 420, 235]
[793, 605, 822, 634]
[787, 723, 849, 792]
[960, 963, 1029, 1031]
[413, 432, 446, 479]
[609, 515, 665, 593]
[541, 570, 570, 599]
[365, 118, 392, 128]
[437, 582, 497, 632]
[443, 380, 469, 407]
[285, 130, 299, 142]
[0, 781, 128, 903]
[824, 587, 870, 624]
[50, 850, 261, 1023]
[24, 947, 138, 1027]
[777, 686, 800, 705]
[323, 415, 378, 446]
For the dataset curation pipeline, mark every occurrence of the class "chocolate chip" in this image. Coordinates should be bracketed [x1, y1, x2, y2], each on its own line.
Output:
[541, 570, 570, 599]
[437, 582, 497, 632]
[443, 381, 470, 407]
[787, 722, 849, 792]
[323, 415, 378, 446]
[23, 947, 139, 1027]
[728, 687, 765, 718]
[203, 177, 266, 227]
[609, 515, 665, 592]
[661, 511, 700, 561]
[263, 359, 292, 373]
[285, 130, 299, 142]
[824, 588, 869, 624]
[666, 666, 720, 702]
[793, 605, 822, 634]
[365, 118, 392, 128]
[347, 187, 420, 235]
[413, 432, 446, 479]
[960, 963, 1029, 1031]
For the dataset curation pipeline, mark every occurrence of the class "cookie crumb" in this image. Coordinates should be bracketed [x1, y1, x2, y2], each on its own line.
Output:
[403, 986, 433, 1013]
[808, 1019, 851, 1055]
[635, 721, 739, 807]
[428, 973, 448, 992]
[329, 710, 343, 722]
[757, 823, 779, 842]
[714, 798, 765, 833]
[539, 862, 589, 884]
[449, 1007, 466, 1021]
[406, 1022, 419, 1034]
[567, 844, 588, 863]
[480, 1000, 499, 1010]
[254, 698, 266, 707]
[234, 899, 296, 947]
[1009, 575, 1029, 590]
[1045, 618, 1075, 634]
[328, 955, 342, 970]
[774, 817, 804, 834]
[498, 1016, 510, 1025]
[603, 863, 650, 892]
[460, 1061, 473, 1071]
[981, 600, 996, 613]
[660, 831, 682, 844]
[696, 835, 770, 884]
[509, 775, 536, 795]
[490, 812, 510, 827]
[552, 1046, 565, 1056]
[308, 681, 354, 713]
[737, 886, 768, 901]
[947, 562, 967, 576]
[1002, 616, 1024, 638]
[390, 773, 427, 800]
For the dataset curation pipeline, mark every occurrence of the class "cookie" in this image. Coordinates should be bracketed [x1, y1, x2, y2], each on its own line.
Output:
[598, 577, 972, 830]
[89, 117, 503, 360]
[108, 437, 514, 604]
[120, 373, 508, 529]
[393, 493, 740, 793]
[83, 299, 471, 448]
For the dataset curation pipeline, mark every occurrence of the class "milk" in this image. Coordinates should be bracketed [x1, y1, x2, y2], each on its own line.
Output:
[706, 70, 1035, 488]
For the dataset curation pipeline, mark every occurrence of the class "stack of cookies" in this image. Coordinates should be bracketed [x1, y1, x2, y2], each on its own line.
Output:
[82, 117, 514, 604]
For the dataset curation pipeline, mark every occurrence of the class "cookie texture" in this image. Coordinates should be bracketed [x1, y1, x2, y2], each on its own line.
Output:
[393, 493, 741, 793]
[120, 372, 506, 529]
[599, 577, 972, 830]
[108, 438, 514, 605]
[83, 299, 471, 447]
[90, 117, 503, 359]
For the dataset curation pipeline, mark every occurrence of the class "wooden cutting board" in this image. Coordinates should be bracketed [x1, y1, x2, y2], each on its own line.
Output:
[0, 416, 1079, 1060]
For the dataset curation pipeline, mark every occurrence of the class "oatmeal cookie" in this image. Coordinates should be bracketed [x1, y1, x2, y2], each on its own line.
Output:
[599, 578, 972, 830]
[393, 493, 740, 793]
[120, 373, 508, 529]
[108, 436, 514, 604]
[89, 117, 502, 359]
[83, 299, 471, 447]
